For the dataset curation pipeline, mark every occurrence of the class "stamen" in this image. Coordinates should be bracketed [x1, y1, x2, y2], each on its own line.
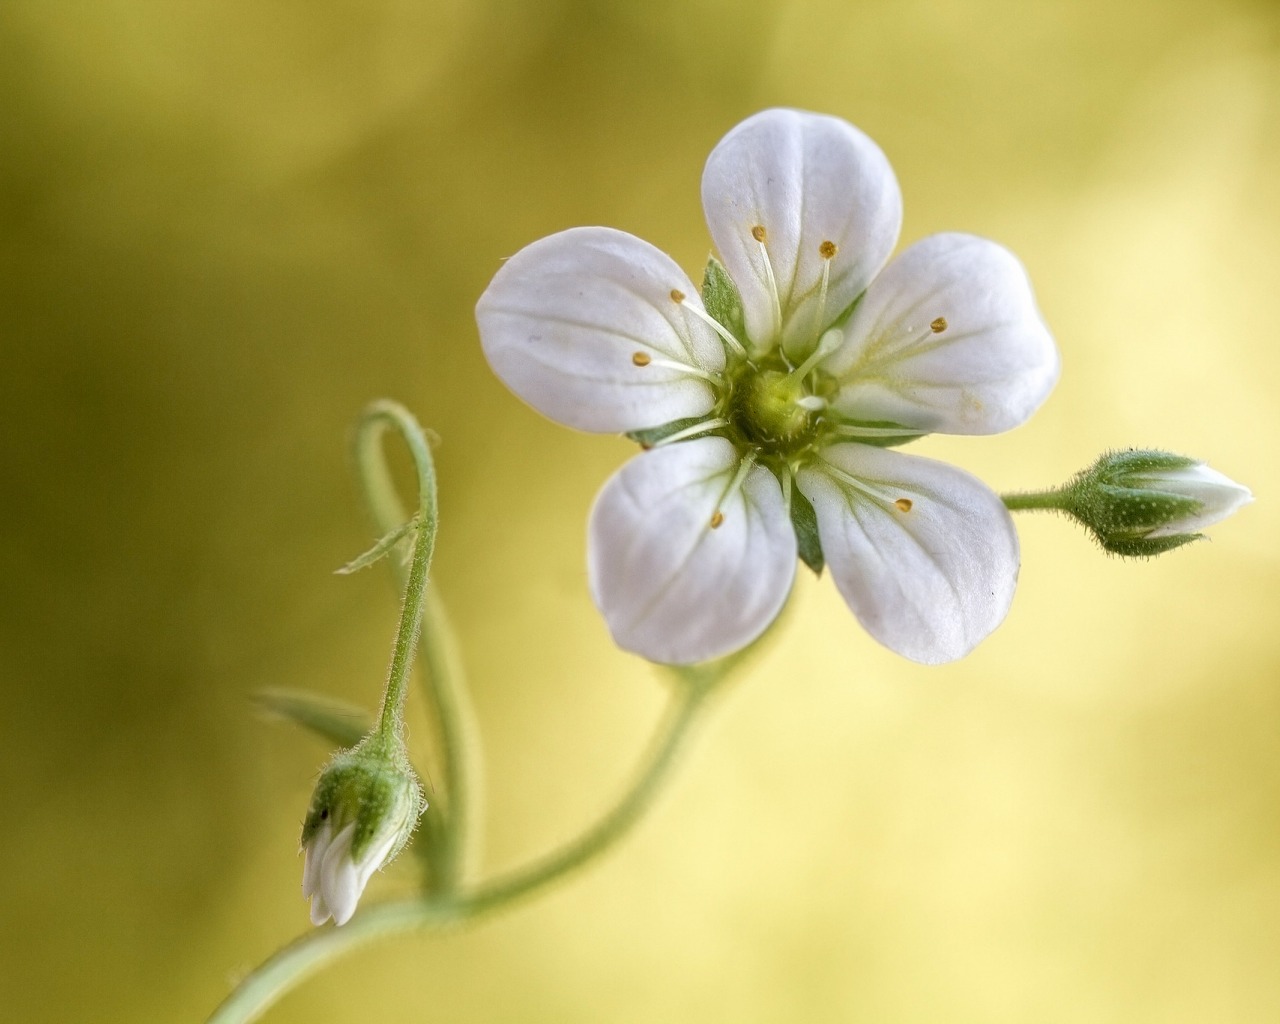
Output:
[930, 316, 948, 333]
[651, 417, 730, 448]
[823, 463, 915, 511]
[812, 240, 837, 335]
[795, 395, 827, 412]
[752, 224, 783, 339]
[710, 451, 758, 532]
[671, 290, 748, 360]
[642, 356, 722, 386]
[788, 327, 843, 383]
[632, 351, 651, 366]
[830, 423, 927, 440]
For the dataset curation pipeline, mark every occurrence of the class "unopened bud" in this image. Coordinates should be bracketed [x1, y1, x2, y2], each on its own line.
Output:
[300, 743, 423, 926]
[1062, 449, 1252, 557]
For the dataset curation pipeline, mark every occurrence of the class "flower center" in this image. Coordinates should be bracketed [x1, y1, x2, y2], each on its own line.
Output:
[725, 358, 832, 460]
[732, 369, 810, 447]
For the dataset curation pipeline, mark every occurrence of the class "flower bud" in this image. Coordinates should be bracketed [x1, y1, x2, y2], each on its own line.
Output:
[300, 743, 423, 926]
[1062, 449, 1252, 557]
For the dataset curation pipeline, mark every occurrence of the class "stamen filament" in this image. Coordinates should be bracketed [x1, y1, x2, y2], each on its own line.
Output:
[710, 450, 758, 528]
[752, 226, 783, 339]
[830, 423, 927, 440]
[812, 256, 832, 337]
[644, 357, 722, 386]
[651, 417, 730, 448]
[677, 298, 749, 360]
[821, 463, 911, 509]
[787, 327, 843, 383]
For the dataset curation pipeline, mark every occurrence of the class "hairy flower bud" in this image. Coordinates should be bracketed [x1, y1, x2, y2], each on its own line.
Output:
[300, 744, 423, 926]
[1062, 450, 1252, 557]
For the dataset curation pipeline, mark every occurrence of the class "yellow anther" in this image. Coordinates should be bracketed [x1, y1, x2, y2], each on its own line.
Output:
[894, 498, 913, 513]
[751, 225, 767, 243]
[930, 317, 948, 334]
[670, 288, 686, 303]
[710, 510, 725, 529]
[818, 240, 838, 259]
[632, 351, 651, 367]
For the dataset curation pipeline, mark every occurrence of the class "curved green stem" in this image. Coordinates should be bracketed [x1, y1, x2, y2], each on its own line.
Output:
[467, 674, 710, 913]
[205, 901, 464, 1024]
[207, 678, 713, 1024]
[355, 402, 438, 746]
[353, 401, 478, 887]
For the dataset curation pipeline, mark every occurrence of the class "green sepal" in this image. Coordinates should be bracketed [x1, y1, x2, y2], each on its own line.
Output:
[335, 515, 419, 575]
[1091, 448, 1199, 481]
[1082, 484, 1203, 534]
[701, 255, 746, 346]
[254, 688, 371, 748]
[789, 486, 825, 575]
[626, 415, 713, 448]
[1097, 532, 1203, 558]
[300, 742, 423, 862]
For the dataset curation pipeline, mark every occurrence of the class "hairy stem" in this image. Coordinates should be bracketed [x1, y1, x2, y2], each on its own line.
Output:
[353, 401, 479, 887]
[355, 402, 438, 748]
[1002, 488, 1069, 512]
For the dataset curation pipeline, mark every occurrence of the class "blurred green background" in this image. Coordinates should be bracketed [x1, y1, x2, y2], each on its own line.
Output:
[3, 0, 1278, 1021]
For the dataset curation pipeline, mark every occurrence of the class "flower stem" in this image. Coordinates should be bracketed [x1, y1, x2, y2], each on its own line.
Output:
[206, 677, 715, 1024]
[353, 401, 480, 889]
[355, 402, 438, 748]
[1001, 487, 1070, 512]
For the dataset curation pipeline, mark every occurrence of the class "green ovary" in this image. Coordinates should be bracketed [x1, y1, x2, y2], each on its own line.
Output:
[729, 367, 819, 456]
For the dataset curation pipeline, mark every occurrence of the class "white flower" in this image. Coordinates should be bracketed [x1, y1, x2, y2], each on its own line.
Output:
[477, 109, 1058, 665]
[301, 752, 422, 926]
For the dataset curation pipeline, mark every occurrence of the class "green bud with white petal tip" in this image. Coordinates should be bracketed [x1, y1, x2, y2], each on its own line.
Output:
[1059, 449, 1252, 557]
[300, 741, 423, 926]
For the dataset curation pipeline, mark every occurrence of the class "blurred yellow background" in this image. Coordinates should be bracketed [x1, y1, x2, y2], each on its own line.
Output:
[3, 0, 1278, 1021]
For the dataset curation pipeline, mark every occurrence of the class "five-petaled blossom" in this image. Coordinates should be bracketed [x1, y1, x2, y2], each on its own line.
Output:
[477, 108, 1059, 665]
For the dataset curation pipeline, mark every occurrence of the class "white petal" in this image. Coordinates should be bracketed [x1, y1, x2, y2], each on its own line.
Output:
[825, 233, 1059, 435]
[477, 226, 725, 433]
[353, 831, 400, 892]
[701, 109, 902, 356]
[301, 819, 330, 899]
[319, 822, 362, 926]
[1145, 463, 1254, 537]
[308, 894, 332, 927]
[588, 437, 796, 664]
[797, 444, 1019, 664]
